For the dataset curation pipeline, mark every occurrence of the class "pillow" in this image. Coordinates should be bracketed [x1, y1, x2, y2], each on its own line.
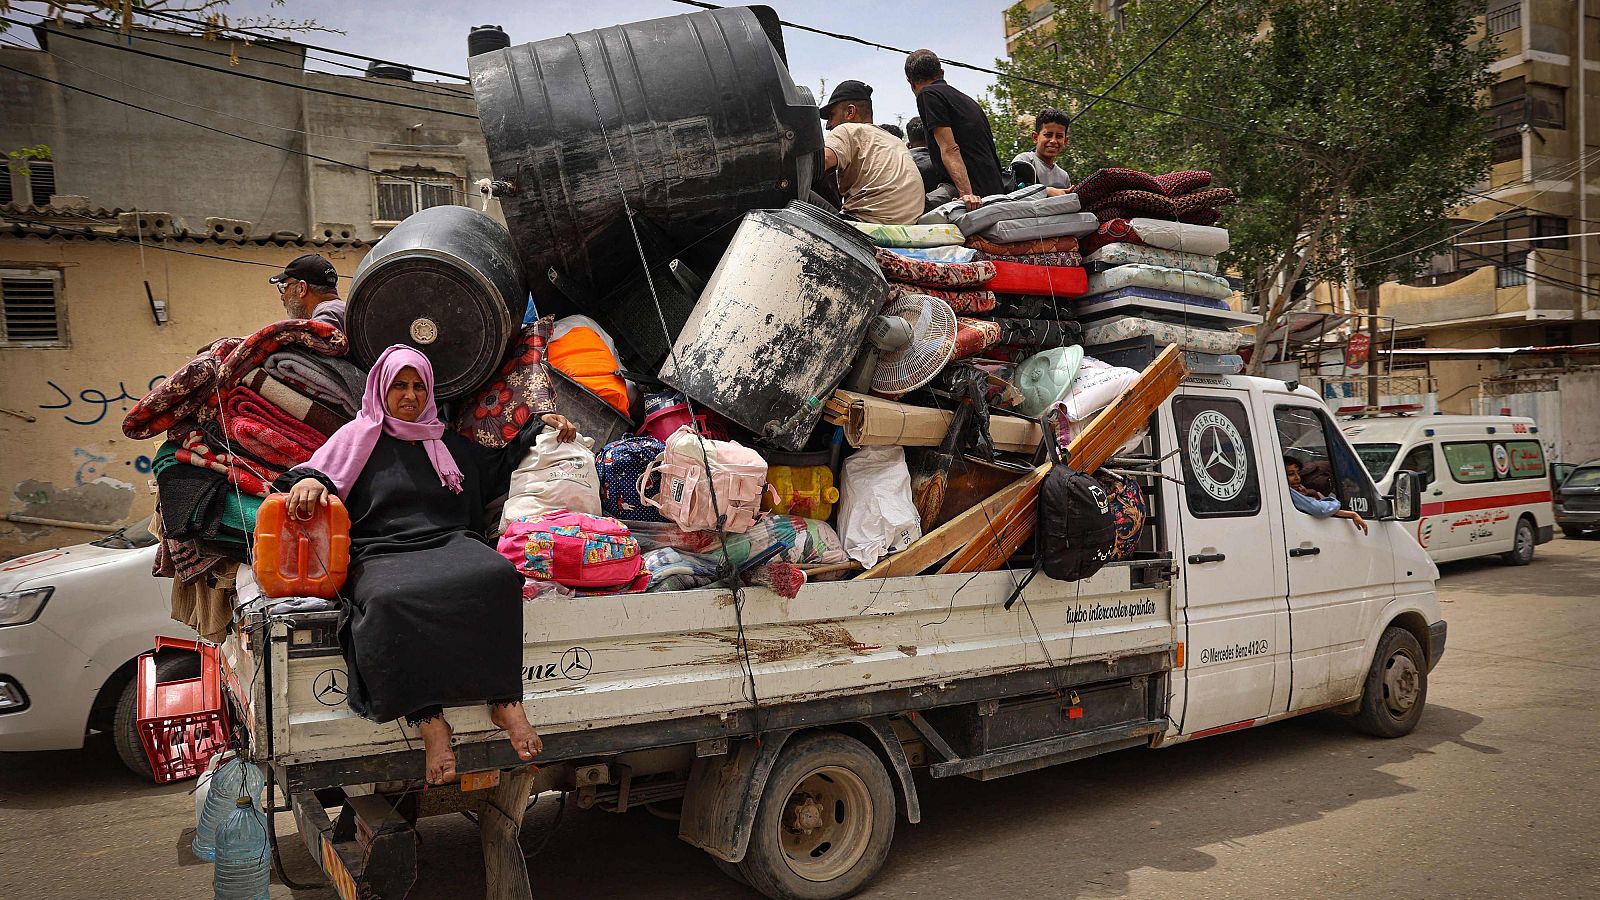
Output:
[1069, 167, 1162, 206]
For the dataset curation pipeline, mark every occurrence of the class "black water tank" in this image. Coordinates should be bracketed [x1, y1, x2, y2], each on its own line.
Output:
[366, 61, 415, 80]
[347, 206, 528, 400]
[468, 25, 510, 58]
[467, 5, 823, 322]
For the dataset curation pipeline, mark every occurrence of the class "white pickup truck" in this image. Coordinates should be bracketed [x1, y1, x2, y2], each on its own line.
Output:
[217, 374, 1445, 900]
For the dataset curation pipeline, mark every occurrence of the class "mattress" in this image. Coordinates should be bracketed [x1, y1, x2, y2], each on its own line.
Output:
[1073, 294, 1262, 328]
[949, 192, 1084, 237]
[1126, 218, 1230, 255]
[985, 260, 1088, 297]
[1081, 314, 1246, 354]
[979, 212, 1101, 243]
[1084, 263, 1235, 301]
[852, 222, 966, 248]
[1085, 242, 1219, 275]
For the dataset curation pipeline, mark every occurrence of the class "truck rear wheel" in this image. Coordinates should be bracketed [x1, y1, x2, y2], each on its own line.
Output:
[736, 731, 895, 900]
[1352, 626, 1427, 738]
[112, 652, 200, 779]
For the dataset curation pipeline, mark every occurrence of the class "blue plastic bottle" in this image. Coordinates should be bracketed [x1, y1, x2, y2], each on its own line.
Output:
[213, 794, 271, 900]
[193, 756, 263, 863]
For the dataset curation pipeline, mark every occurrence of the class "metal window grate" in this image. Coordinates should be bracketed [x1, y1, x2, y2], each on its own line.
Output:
[373, 169, 462, 223]
[1, 275, 61, 343]
[1486, 4, 1520, 36]
[0, 169, 11, 206]
[26, 161, 55, 207]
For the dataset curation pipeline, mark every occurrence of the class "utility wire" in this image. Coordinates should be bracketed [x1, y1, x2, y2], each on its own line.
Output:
[664, 0, 1319, 149]
[0, 61, 475, 197]
[0, 15, 477, 119]
[1072, 0, 1216, 123]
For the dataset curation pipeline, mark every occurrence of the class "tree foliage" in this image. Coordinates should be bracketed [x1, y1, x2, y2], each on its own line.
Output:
[993, 0, 1496, 368]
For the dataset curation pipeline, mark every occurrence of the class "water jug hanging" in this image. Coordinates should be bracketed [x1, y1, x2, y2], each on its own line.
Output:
[252, 493, 351, 599]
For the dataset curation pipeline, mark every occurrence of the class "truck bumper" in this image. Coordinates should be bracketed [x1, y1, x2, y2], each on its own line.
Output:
[1427, 620, 1447, 671]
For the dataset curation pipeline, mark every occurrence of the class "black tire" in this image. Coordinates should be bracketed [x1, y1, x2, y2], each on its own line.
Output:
[113, 652, 201, 779]
[1561, 525, 1586, 538]
[1352, 627, 1428, 738]
[1501, 516, 1536, 565]
[736, 732, 896, 900]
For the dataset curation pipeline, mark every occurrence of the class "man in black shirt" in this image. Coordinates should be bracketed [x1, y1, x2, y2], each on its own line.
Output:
[905, 49, 1006, 209]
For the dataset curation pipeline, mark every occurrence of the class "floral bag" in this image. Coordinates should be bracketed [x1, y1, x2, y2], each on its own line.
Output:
[496, 510, 648, 592]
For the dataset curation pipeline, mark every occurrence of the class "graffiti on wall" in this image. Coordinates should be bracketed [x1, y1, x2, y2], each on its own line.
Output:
[39, 375, 165, 426]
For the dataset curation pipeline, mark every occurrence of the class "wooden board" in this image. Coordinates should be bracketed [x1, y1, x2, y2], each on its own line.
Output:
[854, 464, 1050, 580]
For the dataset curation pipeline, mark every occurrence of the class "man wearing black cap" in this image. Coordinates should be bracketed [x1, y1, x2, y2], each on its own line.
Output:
[269, 254, 345, 330]
[820, 80, 924, 225]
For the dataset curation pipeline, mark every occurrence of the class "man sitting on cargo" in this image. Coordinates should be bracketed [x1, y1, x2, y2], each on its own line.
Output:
[270, 253, 345, 330]
[1285, 455, 1368, 534]
[905, 50, 1007, 210]
[1011, 107, 1073, 196]
[280, 345, 577, 785]
[820, 80, 926, 225]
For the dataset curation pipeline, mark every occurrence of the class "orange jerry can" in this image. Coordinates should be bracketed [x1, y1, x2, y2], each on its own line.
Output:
[252, 493, 351, 599]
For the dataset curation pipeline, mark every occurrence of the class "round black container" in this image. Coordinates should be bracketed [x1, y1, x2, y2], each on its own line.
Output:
[467, 25, 509, 58]
[467, 4, 824, 320]
[347, 206, 528, 400]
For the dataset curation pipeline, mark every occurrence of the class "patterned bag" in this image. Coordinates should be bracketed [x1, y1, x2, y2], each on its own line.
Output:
[497, 511, 648, 591]
[596, 435, 670, 523]
[1096, 471, 1148, 561]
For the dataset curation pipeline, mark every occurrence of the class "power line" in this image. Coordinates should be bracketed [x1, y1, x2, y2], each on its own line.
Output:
[0, 15, 477, 119]
[1072, 0, 1216, 123]
[0, 61, 474, 197]
[0, 36, 468, 148]
[5, 14, 472, 102]
[663, 0, 1319, 150]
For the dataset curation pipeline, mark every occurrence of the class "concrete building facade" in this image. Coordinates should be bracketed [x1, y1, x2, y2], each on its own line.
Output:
[0, 21, 499, 558]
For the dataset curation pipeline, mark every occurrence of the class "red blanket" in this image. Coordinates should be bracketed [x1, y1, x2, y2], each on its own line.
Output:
[221, 386, 329, 469]
[171, 428, 281, 497]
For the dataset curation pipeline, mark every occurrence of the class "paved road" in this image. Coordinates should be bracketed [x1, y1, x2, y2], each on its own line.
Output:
[4, 538, 1597, 899]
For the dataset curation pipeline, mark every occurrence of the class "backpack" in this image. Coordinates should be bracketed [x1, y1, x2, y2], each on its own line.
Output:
[641, 425, 773, 534]
[1037, 465, 1115, 582]
[496, 510, 648, 592]
[596, 435, 670, 523]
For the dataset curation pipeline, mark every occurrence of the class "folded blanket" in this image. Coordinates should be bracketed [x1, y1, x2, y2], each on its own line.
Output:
[979, 212, 1100, 244]
[887, 246, 979, 263]
[966, 235, 1081, 257]
[1085, 263, 1234, 301]
[1085, 242, 1219, 275]
[972, 250, 1082, 267]
[852, 222, 966, 248]
[1082, 314, 1246, 354]
[171, 427, 282, 497]
[887, 283, 997, 314]
[875, 248, 995, 289]
[949, 192, 1084, 237]
[1093, 186, 1236, 224]
[1073, 167, 1218, 205]
[125, 319, 348, 439]
[953, 317, 1003, 361]
[643, 547, 722, 592]
[154, 445, 229, 542]
[261, 348, 367, 417]
[222, 385, 329, 468]
[1084, 218, 1230, 256]
[456, 317, 559, 449]
[1153, 170, 1213, 196]
[236, 369, 349, 437]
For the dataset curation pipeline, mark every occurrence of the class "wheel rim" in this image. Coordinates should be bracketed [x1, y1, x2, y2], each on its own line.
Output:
[1517, 522, 1533, 558]
[776, 765, 876, 883]
[1382, 649, 1421, 716]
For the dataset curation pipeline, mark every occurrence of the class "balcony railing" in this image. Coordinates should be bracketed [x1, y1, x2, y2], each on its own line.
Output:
[1486, 4, 1521, 36]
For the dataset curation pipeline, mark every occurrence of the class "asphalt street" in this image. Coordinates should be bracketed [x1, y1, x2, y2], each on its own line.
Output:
[3, 537, 1596, 899]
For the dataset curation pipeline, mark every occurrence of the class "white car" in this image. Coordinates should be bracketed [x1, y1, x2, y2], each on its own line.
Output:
[0, 516, 198, 777]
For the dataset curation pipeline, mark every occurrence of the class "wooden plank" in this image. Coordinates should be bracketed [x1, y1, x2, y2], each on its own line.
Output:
[854, 464, 1050, 579]
[936, 345, 1189, 575]
[480, 765, 539, 900]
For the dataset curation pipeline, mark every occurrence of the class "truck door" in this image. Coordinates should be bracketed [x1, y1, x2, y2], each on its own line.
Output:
[1269, 399, 1393, 708]
[1167, 390, 1290, 735]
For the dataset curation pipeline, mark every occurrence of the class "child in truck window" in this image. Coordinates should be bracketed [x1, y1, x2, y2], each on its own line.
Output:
[278, 345, 576, 785]
[1284, 455, 1368, 534]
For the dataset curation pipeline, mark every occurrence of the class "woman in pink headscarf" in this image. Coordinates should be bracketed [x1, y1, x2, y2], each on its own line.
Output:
[279, 345, 575, 785]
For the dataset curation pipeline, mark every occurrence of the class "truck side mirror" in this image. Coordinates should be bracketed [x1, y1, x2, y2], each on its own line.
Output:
[1391, 470, 1422, 522]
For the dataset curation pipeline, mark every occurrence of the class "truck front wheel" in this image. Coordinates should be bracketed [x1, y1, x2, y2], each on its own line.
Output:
[1352, 626, 1428, 738]
[736, 731, 895, 900]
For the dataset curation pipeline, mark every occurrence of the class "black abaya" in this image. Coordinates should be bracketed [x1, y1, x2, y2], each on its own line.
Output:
[279, 427, 534, 723]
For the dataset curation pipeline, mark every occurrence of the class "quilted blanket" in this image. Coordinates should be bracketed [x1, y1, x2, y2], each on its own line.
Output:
[1085, 242, 1219, 275]
[887, 283, 997, 314]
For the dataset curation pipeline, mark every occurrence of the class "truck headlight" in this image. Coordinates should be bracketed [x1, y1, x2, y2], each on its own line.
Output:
[0, 588, 53, 627]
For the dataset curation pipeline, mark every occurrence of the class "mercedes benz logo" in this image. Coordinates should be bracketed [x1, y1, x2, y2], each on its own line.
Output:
[560, 647, 592, 681]
[312, 668, 348, 706]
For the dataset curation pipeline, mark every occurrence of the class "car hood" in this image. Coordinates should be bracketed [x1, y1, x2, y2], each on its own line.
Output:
[0, 541, 155, 591]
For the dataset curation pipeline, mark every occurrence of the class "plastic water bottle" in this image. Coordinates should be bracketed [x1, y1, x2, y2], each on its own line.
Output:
[213, 795, 271, 900]
[191, 751, 230, 861]
[193, 755, 263, 863]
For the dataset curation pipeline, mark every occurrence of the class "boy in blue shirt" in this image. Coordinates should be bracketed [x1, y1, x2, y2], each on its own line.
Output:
[1285, 455, 1368, 534]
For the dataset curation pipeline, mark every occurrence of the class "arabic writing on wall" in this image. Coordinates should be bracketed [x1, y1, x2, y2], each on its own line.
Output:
[40, 375, 165, 426]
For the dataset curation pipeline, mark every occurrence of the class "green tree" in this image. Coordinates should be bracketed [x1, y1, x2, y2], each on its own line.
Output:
[994, 0, 1496, 371]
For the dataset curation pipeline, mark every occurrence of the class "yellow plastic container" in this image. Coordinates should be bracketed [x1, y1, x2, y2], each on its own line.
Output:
[765, 465, 841, 521]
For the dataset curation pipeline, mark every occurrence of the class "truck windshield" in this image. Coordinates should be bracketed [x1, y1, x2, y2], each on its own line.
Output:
[1353, 443, 1401, 479]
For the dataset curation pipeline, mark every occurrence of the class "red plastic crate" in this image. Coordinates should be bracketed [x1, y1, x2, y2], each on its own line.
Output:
[135, 636, 231, 784]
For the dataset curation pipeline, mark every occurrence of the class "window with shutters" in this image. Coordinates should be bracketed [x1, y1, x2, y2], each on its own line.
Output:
[372, 167, 462, 225]
[25, 160, 55, 207]
[1, 270, 65, 346]
[0, 169, 12, 206]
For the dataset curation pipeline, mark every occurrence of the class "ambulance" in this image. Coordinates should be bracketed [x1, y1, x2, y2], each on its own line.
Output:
[1342, 415, 1555, 564]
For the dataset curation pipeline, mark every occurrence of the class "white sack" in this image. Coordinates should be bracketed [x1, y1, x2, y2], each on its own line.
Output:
[836, 446, 922, 568]
[500, 431, 601, 527]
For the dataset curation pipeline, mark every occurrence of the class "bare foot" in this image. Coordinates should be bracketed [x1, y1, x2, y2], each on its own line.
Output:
[417, 716, 457, 785]
[488, 701, 544, 761]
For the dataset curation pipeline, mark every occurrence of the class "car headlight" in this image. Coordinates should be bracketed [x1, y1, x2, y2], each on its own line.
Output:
[0, 588, 53, 627]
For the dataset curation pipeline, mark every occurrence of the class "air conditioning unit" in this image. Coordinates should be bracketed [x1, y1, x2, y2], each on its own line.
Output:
[117, 212, 188, 239]
[204, 217, 253, 243]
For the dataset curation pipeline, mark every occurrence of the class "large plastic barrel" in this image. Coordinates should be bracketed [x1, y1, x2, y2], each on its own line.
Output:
[467, 25, 510, 58]
[347, 206, 527, 400]
[661, 202, 888, 451]
[468, 5, 823, 325]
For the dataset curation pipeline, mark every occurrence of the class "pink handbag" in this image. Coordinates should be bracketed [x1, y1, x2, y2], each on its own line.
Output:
[640, 426, 774, 534]
[497, 510, 648, 592]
